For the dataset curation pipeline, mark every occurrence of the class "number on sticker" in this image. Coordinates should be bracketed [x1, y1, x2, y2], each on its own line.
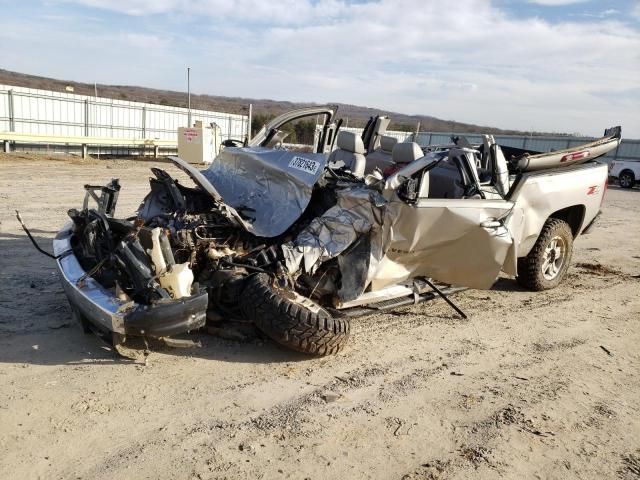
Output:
[288, 156, 320, 174]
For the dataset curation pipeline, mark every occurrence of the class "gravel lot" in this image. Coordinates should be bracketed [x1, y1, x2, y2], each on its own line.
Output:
[1, 153, 639, 480]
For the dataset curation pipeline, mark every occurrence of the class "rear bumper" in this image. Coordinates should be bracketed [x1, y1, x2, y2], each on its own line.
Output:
[54, 224, 207, 337]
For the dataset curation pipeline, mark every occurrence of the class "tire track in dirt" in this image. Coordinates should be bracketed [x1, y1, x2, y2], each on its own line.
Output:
[398, 346, 631, 479]
[69, 331, 596, 478]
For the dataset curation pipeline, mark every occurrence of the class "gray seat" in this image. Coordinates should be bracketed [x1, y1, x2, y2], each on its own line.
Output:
[391, 141, 423, 165]
[384, 142, 428, 193]
[365, 135, 398, 173]
[328, 131, 367, 177]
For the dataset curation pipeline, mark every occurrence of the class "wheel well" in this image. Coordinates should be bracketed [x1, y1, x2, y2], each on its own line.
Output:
[549, 205, 585, 237]
[620, 169, 635, 179]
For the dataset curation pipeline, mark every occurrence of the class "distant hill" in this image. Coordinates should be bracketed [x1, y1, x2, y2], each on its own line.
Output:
[0, 68, 548, 135]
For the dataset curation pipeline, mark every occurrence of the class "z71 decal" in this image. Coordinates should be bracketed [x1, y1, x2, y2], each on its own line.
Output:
[288, 156, 320, 175]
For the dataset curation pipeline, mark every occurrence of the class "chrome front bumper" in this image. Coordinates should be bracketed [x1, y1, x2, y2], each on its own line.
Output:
[54, 223, 207, 337]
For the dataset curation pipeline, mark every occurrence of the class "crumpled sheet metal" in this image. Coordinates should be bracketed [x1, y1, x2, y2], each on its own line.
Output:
[282, 186, 384, 278]
[285, 188, 514, 296]
[201, 147, 328, 238]
[373, 198, 514, 290]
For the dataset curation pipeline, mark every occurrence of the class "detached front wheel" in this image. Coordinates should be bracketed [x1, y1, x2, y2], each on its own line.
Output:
[241, 274, 350, 355]
[517, 218, 574, 291]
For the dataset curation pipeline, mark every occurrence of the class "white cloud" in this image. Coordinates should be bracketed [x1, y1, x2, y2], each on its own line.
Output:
[122, 33, 167, 49]
[62, 0, 351, 24]
[4, 0, 639, 137]
[574, 8, 621, 19]
[528, 0, 589, 5]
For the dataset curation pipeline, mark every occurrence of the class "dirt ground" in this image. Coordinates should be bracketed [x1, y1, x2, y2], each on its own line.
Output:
[1, 153, 639, 480]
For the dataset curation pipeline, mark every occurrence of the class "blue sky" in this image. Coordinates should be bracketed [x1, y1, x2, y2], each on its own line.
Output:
[1, 0, 639, 136]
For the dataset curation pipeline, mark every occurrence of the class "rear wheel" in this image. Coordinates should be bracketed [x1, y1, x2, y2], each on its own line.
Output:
[619, 170, 635, 189]
[517, 218, 574, 291]
[241, 274, 350, 355]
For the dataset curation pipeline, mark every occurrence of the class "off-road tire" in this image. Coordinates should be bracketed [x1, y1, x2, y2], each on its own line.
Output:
[241, 273, 350, 355]
[517, 218, 574, 291]
[619, 170, 635, 189]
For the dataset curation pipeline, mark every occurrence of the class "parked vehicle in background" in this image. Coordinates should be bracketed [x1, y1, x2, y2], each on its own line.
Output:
[609, 160, 640, 189]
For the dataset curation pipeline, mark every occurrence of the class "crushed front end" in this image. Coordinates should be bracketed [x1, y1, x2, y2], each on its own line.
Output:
[55, 177, 211, 345]
[53, 148, 361, 354]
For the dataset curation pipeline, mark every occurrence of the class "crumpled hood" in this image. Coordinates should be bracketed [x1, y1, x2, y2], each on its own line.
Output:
[170, 148, 328, 238]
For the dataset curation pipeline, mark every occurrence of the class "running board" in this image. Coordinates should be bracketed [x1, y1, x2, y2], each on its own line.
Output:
[334, 283, 431, 309]
[329, 286, 467, 318]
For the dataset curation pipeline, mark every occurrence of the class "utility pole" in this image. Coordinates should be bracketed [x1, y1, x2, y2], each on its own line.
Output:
[187, 67, 191, 127]
[93, 82, 98, 141]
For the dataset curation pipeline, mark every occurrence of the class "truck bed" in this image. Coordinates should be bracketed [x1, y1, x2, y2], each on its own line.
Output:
[507, 161, 608, 257]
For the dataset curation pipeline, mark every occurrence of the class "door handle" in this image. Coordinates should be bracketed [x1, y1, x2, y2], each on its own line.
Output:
[480, 220, 502, 228]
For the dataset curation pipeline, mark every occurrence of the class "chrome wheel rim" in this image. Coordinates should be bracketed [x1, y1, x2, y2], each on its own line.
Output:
[620, 174, 632, 187]
[542, 235, 566, 280]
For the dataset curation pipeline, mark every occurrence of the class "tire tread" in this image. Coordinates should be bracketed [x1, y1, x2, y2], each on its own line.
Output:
[241, 274, 350, 355]
[517, 218, 574, 291]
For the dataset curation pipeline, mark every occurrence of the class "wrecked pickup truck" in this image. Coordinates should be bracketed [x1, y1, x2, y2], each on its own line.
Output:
[47, 108, 621, 355]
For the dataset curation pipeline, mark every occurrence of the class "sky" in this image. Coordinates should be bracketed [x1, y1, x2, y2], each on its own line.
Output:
[1, 0, 639, 137]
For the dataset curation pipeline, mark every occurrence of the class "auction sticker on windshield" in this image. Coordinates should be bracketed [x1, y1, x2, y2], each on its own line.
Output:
[289, 156, 320, 175]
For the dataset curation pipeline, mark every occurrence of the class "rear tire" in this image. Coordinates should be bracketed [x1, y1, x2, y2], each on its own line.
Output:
[517, 218, 574, 291]
[619, 170, 635, 189]
[241, 274, 350, 356]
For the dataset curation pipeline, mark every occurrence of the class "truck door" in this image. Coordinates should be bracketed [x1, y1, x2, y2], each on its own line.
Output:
[373, 198, 515, 290]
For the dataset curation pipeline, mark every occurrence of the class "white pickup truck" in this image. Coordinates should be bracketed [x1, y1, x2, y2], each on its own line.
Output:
[48, 108, 622, 355]
[609, 159, 640, 189]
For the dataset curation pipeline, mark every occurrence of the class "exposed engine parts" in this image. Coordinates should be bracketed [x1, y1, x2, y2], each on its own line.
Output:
[68, 169, 319, 321]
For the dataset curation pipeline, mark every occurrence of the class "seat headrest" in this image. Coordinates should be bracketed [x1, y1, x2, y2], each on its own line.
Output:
[380, 135, 398, 153]
[392, 142, 423, 164]
[336, 130, 366, 154]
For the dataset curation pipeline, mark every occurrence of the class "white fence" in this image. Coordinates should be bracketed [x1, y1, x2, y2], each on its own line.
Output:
[2, 85, 637, 162]
[0, 84, 249, 142]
